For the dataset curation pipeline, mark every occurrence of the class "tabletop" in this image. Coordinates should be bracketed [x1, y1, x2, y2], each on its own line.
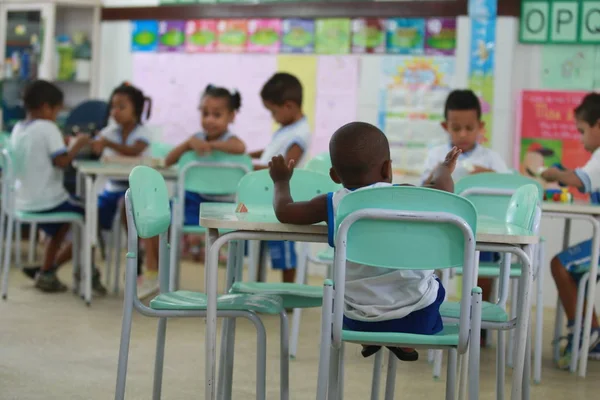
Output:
[200, 203, 539, 245]
[73, 160, 178, 179]
[542, 201, 600, 215]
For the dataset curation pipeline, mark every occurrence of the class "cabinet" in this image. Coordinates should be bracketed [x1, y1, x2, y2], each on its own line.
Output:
[0, 0, 101, 130]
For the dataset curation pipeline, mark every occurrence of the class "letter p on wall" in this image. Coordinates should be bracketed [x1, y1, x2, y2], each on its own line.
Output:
[520, 0, 600, 44]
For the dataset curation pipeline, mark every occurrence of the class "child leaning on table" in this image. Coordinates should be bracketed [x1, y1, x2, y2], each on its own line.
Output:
[541, 93, 600, 369]
[267, 121, 461, 361]
[10, 80, 106, 293]
[251, 72, 311, 284]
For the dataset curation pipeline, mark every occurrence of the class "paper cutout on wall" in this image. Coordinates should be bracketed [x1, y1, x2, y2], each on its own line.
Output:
[131, 21, 159, 52]
[425, 18, 457, 55]
[313, 56, 359, 155]
[247, 19, 281, 53]
[159, 21, 185, 52]
[217, 20, 248, 53]
[541, 45, 595, 90]
[352, 19, 386, 54]
[185, 20, 218, 53]
[281, 19, 315, 54]
[315, 19, 351, 54]
[386, 19, 426, 55]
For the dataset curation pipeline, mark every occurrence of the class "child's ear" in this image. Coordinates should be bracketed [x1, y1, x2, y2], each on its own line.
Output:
[329, 168, 342, 184]
[478, 120, 486, 130]
[381, 160, 392, 181]
[441, 121, 449, 132]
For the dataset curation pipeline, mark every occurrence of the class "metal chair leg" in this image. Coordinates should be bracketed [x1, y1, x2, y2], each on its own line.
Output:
[15, 221, 21, 268]
[114, 265, 136, 400]
[114, 226, 123, 294]
[1, 215, 14, 299]
[507, 279, 518, 368]
[279, 311, 290, 400]
[533, 240, 545, 384]
[370, 349, 383, 400]
[383, 350, 397, 400]
[553, 299, 564, 363]
[152, 318, 167, 400]
[27, 222, 37, 264]
[446, 348, 457, 400]
[496, 330, 505, 400]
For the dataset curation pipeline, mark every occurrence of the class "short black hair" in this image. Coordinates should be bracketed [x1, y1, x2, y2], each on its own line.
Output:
[105, 82, 152, 126]
[260, 73, 303, 107]
[202, 84, 242, 112]
[574, 93, 600, 126]
[444, 89, 482, 119]
[329, 122, 390, 182]
[23, 80, 64, 111]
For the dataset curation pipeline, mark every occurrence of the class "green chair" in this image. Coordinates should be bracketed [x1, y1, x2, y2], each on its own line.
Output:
[229, 169, 340, 360]
[316, 186, 482, 400]
[150, 141, 174, 158]
[169, 150, 252, 291]
[440, 184, 542, 399]
[0, 147, 90, 302]
[115, 166, 289, 400]
[304, 152, 332, 175]
[451, 172, 545, 383]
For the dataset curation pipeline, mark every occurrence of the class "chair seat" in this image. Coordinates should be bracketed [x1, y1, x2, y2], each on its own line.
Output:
[15, 210, 83, 224]
[440, 301, 508, 323]
[455, 262, 522, 278]
[342, 324, 460, 347]
[316, 248, 334, 261]
[230, 282, 323, 309]
[150, 290, 283, 314]
[182, 226, 234, 234]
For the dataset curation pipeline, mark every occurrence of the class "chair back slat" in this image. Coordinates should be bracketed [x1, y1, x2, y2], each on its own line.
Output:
[506, 184, 542, 233]
[335, 186, 478, 270]
[128, 166, 171, 239]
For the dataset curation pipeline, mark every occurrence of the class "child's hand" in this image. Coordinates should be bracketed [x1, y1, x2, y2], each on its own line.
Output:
[269, 155, 295, 183]
[91, 137, 106, 154]
[442, 146, 462, 173]
[188, 137, 211, 155]
[471, 165, 493, 174]
[541, 167, 560, 182]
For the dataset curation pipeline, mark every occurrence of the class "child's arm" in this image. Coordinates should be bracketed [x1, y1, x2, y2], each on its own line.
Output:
[255, 144, 304, 171]
[164, 140, 192, 167]
[209, 137, 246, 154]
[94, 137, 148, 157]
[541, 168, 585, 190]
[249, 150, 263, 159]
[269, 155, 328, 225]
[471, 152, 509, 174]
[53, 134, 91, 169]
[422, 147, 462, 193]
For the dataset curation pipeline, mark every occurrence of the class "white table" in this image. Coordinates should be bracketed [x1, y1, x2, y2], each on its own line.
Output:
[542, 201, 600, 377]
[200, 204, 539, 400]
[73, 161, 177, 301]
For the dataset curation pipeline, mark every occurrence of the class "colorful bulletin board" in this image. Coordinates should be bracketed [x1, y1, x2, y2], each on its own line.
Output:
[378, 56, 455, 177]
[517, 90, 589, 199]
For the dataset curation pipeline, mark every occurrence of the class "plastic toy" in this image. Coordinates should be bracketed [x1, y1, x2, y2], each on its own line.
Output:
[544, 188, 573, 203]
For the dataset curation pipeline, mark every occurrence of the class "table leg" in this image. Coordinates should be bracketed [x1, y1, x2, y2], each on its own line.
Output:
[511, 244, 534, 400]
[206, 228, 220, 400]
[578, 217, 600, 377]
[83, 175, 95, 305]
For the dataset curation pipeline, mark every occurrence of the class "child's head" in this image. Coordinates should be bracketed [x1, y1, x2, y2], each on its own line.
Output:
[108, 82, 151, 127]
[23, 80, 64, 121]
[329, 122, 392, 188]
[574, 93, 600, 152]
[260, 73, 303, 126]
[442, 89, 483, 153]
[200, 84, 241, 139]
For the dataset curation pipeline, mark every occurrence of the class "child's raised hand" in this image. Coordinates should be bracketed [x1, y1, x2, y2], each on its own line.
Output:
[188, 137, 211, 155]
[442, 146, 462, 173]
[269, 155, 295, 183]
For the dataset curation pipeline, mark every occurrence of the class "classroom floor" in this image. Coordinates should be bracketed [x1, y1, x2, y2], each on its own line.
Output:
[2, 259, 600, 400]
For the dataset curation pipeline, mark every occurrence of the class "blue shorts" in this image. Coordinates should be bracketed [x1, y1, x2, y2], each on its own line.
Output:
[556, 239, 600, 284]
[33, 197, 84, 237]
[479, 252, 500, 263]
[98, 190, 126, 231]
[343, 279, 445, 335]
[267, 241, 297, 270]
[182, 191, 209, 227]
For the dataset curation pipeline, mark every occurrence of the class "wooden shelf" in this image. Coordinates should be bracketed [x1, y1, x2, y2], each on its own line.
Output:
[101, 0, 520, 21]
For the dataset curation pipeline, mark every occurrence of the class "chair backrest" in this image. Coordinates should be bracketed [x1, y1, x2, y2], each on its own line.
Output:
[0, 132, 10, 147]
[304, 152, 332, 175]
[64, 100, 109, 134]
[150, 141, 174, 158]
[335, 186, 478, 271]
[506, 184, 542, 233]
[177, 150, 252, 196]
[455, 172, 543, 220]
[237, 169, 340, 205]
[127, 166, 171, 239]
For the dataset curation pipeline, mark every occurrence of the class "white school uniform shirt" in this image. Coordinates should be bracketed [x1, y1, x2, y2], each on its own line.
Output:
[10, 120, 70, 212]
[328, 182, 440, 322]
[575, 148, 600, 193]
[420, 144, 509, 185]
[259, 117, 311, 167]
[100, 124, 152, 192]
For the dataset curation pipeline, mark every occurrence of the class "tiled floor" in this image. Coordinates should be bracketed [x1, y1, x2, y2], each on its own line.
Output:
[1, 260, 599, 399]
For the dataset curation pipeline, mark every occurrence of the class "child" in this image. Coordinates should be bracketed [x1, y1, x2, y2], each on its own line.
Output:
[91, 82, 154, 297]
[541, 93, 600, 369]
[147, 85, 245, 265]
[252, 73, 310, 283]
[421, 89, 509, 336]
[268, 121, 460, 360]
[10, 80, 106, 294]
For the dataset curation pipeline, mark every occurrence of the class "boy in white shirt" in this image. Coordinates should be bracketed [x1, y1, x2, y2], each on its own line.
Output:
[542, 93, 600, 368]
[251, 73, 311, 283]
[10, 81, 105, 293]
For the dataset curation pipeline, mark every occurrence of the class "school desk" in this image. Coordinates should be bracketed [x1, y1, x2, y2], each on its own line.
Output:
[72, 161, 177, 302]
[199, 204, 539, 400]
[541, 201, 600, 378]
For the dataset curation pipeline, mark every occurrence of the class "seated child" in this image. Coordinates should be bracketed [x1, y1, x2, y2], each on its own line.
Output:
[268, 121, 460, 360]
[421, 89, 509, 337]
[251, 72, 310, 284]
[10, 80, 106, 294]
[542, 93, 600, 369]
